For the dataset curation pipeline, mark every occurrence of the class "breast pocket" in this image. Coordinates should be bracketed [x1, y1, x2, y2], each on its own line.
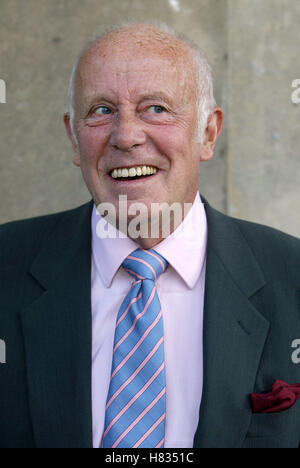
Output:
[246, 411, 291, 438]
[242, 405, 300, 448]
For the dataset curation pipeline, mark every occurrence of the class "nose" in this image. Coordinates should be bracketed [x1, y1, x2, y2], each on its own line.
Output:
[109, 110, 146, 151]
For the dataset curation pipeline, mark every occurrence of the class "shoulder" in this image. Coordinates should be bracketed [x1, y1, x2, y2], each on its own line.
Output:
[228, 215, 299, 283]
[204, 198, 299, 255]
[0, 202, 91, 268]
[233, 216, 299, 258]
[203, 198, 299, 284]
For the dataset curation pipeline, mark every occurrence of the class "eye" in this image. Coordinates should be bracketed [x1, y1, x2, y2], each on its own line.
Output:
[148, 105, 166, 114]
[93, 106, 112, 115]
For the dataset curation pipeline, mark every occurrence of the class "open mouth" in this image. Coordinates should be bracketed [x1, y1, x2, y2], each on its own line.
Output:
[109, 172, 159, 182]
[109, 166, 159, 182]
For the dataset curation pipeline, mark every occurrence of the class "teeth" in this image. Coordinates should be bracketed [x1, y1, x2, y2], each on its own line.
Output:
[111, 166, 158, 179]
[128, 167, 137, 177]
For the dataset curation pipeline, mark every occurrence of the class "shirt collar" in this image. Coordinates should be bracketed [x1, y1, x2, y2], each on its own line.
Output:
[91, 191, 207, 289]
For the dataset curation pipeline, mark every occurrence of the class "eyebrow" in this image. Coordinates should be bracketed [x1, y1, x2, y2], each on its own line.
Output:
[83, 94, 113, 107]
[136, 93, 174, 106]
[83, 92, 174, 108]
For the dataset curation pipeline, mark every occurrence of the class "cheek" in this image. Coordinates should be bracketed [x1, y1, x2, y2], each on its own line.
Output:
[155, 128, 196, 171]
[151, 127, 189, 156]
[77, 127, 109, 165]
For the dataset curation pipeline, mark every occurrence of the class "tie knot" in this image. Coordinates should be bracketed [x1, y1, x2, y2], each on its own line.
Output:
[122, 249, 168, 282]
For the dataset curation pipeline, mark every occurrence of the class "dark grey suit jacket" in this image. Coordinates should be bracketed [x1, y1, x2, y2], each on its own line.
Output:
[0, 197, 299, 448]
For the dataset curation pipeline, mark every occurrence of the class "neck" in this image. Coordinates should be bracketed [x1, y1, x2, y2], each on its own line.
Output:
[116, 200, 195, 249]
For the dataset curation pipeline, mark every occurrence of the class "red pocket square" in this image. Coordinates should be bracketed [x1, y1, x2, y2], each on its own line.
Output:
[251, 380, 300, 413]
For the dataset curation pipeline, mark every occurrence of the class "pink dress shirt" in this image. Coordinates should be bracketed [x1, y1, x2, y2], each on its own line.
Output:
[91, 191, 207, 448]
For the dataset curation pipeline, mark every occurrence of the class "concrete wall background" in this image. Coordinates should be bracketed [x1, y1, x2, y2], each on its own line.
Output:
[227, 0, 300, 237]
[0, 0, 299, 237]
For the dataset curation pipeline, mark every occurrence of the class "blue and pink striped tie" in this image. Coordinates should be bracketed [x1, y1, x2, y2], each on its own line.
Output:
[102, 248, 169, 448]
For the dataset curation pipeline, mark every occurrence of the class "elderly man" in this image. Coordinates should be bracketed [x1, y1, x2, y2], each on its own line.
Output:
[0, 23, 299, 449]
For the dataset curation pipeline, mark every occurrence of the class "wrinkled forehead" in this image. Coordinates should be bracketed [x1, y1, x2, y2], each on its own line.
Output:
[74, 28, 198, 105]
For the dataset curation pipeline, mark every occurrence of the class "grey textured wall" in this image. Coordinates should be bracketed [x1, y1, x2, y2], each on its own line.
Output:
[0, 0, 299, 237]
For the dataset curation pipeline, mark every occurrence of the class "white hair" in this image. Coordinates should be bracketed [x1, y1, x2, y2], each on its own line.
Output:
[67, 22, 216, 145]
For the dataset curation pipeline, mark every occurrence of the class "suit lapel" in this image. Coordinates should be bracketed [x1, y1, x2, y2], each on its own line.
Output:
[19, 200, 94, 448]
[194, 200, 270, 448]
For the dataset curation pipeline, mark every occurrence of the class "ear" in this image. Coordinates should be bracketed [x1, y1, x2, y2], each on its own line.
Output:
[200, 107, 224, 162]
[63, 113, 81, 167]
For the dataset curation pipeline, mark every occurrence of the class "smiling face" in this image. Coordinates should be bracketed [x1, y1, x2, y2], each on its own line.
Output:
[64, 26, 223, 247]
